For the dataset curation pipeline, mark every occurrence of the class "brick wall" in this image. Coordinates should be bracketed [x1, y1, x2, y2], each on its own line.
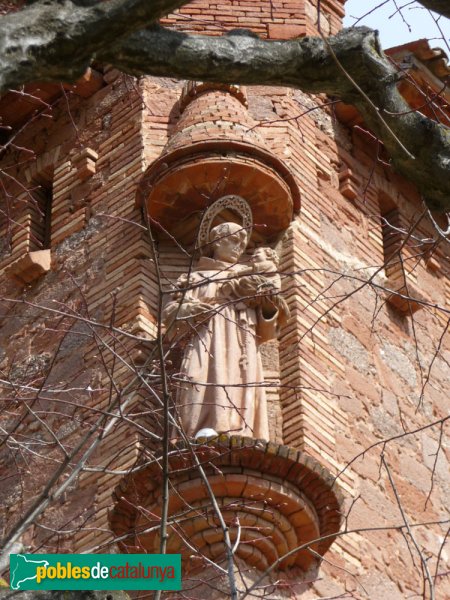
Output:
[0, 1, 449, 598]
[162, 0, 345, 38]
[0, 70, 155, 553]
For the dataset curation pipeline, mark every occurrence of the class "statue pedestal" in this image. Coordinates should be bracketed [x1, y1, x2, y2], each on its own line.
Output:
[110, 436, 342, 574]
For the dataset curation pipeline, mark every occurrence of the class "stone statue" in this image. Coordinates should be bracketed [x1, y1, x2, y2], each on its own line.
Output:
[163, 216, 289, 440]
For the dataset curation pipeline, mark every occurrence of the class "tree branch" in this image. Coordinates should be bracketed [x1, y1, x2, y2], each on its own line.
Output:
[102, 25, 450, 212]
[0, 0, 188, 89]
[1, 0, 449, 211]
[416, 0, 450, 19]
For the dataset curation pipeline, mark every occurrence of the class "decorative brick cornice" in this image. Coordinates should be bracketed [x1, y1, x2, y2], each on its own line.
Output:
[110, 435, 343, 572]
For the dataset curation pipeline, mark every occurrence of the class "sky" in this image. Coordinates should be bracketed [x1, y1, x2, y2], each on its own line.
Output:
[343, 0, 450, 51]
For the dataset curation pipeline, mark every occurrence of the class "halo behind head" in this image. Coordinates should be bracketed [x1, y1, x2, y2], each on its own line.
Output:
[197, 195, 253, 256]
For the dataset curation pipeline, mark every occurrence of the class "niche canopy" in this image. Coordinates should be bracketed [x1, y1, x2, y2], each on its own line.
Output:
[137, 82, 300, 245]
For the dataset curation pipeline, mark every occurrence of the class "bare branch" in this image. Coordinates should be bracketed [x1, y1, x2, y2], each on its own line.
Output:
[101, 25, 450, 213]
[0, 0, 189, 90]
[0, 2, 449, 211]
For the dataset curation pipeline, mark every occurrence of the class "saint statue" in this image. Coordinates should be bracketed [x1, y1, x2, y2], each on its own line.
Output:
[163, 200, 288, 440]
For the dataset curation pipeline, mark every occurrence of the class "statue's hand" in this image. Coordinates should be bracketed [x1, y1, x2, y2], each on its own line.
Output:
[233, 274, 264, 299]
[242, 278, 290, 322]
[255, 280, 277, 295]
[228, 275, 277, 307]
[178, 300, 213, 322]
[175, 273, 190, 289]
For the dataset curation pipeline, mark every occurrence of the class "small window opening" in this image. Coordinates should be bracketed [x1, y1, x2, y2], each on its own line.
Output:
[381, 206, 403, 278]
[29, 173, 52, 251]
[379, 193, 425, 314]
[0, 211, 11, 259]
[379, 192, 404, 283]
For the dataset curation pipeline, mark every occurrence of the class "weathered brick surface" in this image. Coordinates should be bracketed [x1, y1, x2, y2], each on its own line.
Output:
[0, 1, 449, 598]
[162, 0, 345, 37]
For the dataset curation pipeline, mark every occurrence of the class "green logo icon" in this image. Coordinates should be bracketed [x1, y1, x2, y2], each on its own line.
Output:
[10, 554, 181, 591]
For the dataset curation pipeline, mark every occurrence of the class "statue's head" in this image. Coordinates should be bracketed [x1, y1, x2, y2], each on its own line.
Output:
[209, 222, 248, 263]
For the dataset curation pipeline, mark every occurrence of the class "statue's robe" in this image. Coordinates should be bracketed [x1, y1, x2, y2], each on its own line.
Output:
[163, 256, 281, 440]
